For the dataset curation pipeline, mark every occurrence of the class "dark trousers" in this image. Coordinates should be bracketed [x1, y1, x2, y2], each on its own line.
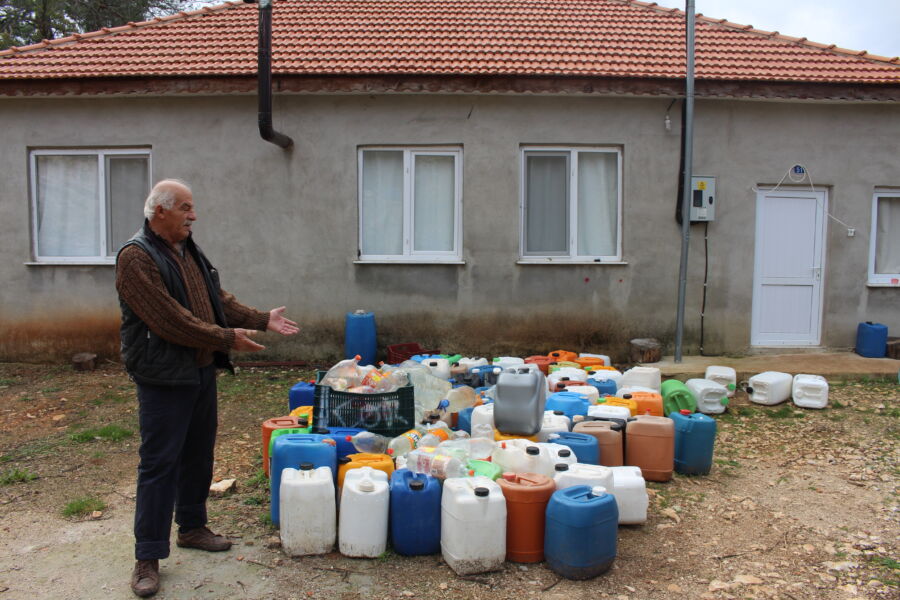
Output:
[134, 365, 218, 560]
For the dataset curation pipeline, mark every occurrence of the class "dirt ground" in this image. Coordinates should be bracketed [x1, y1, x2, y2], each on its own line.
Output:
[0, 362, 897, 600]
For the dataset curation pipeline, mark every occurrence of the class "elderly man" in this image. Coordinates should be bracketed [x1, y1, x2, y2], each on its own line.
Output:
[116, 179, 298, 597]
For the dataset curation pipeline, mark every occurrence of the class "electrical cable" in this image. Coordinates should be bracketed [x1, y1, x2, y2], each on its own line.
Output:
[699, 220, 709, 356]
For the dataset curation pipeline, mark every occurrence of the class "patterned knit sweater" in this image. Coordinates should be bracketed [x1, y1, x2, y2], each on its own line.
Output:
[116, 240, 269, 368]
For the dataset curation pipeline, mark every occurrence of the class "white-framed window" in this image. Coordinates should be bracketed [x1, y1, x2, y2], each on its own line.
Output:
[29, 148, 151, 264]
[519, 146, 622, 262]
[868, 189, 900, 286]
[357, 147, 462, 263]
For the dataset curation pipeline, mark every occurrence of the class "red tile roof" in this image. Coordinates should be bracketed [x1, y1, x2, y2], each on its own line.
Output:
[1, 0, 898, 84]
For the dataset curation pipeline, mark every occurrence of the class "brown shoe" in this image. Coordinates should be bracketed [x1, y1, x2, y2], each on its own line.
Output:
[130, 559, 159, 597]
[176, 526, 232, 552]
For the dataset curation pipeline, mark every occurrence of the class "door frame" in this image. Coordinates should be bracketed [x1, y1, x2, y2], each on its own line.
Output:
[751, 187, 828, 347]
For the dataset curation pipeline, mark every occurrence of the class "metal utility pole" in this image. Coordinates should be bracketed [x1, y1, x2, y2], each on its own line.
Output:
[674, 0, 695, 362]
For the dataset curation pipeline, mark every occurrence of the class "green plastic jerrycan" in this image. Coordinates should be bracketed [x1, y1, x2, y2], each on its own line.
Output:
[660, 379, 697, 415]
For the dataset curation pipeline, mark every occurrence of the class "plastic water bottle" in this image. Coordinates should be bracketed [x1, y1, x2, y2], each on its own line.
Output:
[419, 425, 455, 448]
[405, 449, 465, 479]
[346, 431, 389, 454]
[387, 426, 427, 458]
[436, 386, 479, 418]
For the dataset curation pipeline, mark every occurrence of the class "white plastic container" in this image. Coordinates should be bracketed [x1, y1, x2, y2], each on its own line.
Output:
[491, 439, 544, 474]
[547, 368, 589, 389]
[609, 466, 648, 525]
[616, 385, 657, 397]
[792, 374, 829, 409]
[747, 371, 793, 405]
[554, 463, 614, 492]
[471, 404, 496, 431]
[338, 467, 389, 557]
[538, 411, 571, 442]
[493, 356, 525, 370]
[704, 365, 737, 397]
[619, 366, 661, 392]
[471, 422, 494, 440]
[685, 378, 730, 415]
[422, 358, 451, 380]
[579, 353, 612, 367]
[564, 385, 600, 404]
[458, 357, 489, 371]
[587, 404, 632, 421]
[279, 465, 336, 556]
[536, 442, 579, 476]
[506, 363, 541, 375]
[441, 477, 507, 575]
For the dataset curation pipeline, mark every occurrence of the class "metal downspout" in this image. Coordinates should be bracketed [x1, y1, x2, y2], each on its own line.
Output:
[247, 0, 293, 149]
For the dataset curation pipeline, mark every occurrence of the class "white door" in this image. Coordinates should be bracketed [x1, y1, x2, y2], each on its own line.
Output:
[751, 189, 827, 346]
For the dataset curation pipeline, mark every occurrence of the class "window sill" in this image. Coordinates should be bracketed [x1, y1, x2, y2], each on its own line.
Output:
[866, 281, 900, 288]
[354, 259, 466, 265]
[25, 260, 115, 266]
[516, 259, 628, 265]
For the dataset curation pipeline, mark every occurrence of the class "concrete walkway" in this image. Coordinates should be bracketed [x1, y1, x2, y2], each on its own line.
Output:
[650, 351, 900, 381]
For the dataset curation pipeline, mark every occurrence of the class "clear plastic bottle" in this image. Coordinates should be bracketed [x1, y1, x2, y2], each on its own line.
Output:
[405, 449, 464, 479]
[320, 355, 365, 391]
[471, 422, 494, 440]
[386, 426, 427, 458]
[418, 425, 455, 448]
[346, 431, 390, 454]
[436, 386, 479, 417]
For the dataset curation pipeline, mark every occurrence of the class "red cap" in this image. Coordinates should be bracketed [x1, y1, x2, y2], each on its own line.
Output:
[680, 409, 691, 415]
[345, 435, 352, 442]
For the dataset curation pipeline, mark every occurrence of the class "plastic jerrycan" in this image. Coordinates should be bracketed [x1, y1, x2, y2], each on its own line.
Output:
[471, 404, 495, 431]
[270, 433, 337, 526]
[494, 429, 538, 443]
[574, 356, 605, 370]
[627, 392, 664, 417]
[544, 485, 618, 580]
[625, 415, 674, 483]
[537, 443, 578, 476]
[587, 377, 617, 397]
[389, 469, 442, 556]
[497, 473, 556, 563]
[856, 321, 888, 357]
[288, 381, 315, 412]
[538, 411, 571, 442]
[545, 392, 590, 420]
[493, 356, 525, 370]
[471, 364, 503, 386]
[279, 464, 336, 556]
[792, 374, 829, 409]
[423, 358, 451, 380]
[337, 453, 394, 490]
[494, 368, 546, 436]
[609, 466, 649, 524]
[466, 459, 502, 480]
[598, 395, 638, 416]
[548, 349, 579, 363]
[553, 463, 614, 493]
[620, 366, 661, 392]
[685, 378, 730, 415]
[704, 365, 737, 397]
[548, 431, 599, 465]
[747, 371, 793, 405]
[344, 310, 376, 366]
[525, 355, 555, 375]
[491, 439, 544, 474]
[660, 379, 697, 415]
[267, 425, 314, 469]
[574, 420, 623, 467]
[441, 476, 507, 575]
[563, 385, 599, 404]
[313, 427, 363, 460]
[262, 416, 301, 477]
[339, 467, 389, 557]
[671, 410, 717, 476]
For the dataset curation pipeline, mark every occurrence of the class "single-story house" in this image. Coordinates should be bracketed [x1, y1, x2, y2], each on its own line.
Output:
[1, 0, 898, 362]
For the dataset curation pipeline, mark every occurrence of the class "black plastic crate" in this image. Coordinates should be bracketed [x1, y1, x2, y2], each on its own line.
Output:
[313, 371, 416, 437]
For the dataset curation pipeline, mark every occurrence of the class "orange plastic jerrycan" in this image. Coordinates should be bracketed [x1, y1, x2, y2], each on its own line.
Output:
[599, 395, 638, 416]
[497, 472, 556, 563]
[524, 355, 555, 375]
[262, 416, 300, 477]
[494, 429, 538, 443]
[627, 392, 664, 417]
[338, 453, 394, 490]
[548, 350, 578, 363]
[573, 420, 624, 467]
[574, 356, 605, 369]
[625, 415, 674, 482]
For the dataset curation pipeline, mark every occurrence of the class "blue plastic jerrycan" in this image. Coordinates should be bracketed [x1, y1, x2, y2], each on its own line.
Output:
[270, 434, 336, 526]
[545, 392, 591, 421]
[670, 410, 717, 475]
[288, 381, 315, 412]
[545, 485, 618, 579]
[345, 310, 376, 365]
[548, 431, 599, 465]
[389, 469, 442, 556]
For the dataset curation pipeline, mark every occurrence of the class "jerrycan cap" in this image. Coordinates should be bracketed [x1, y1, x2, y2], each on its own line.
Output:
[555, 463, 569, 472]
[358, 478, 375, 492]
[526, 446, 540, 456]
[299, 462, 314, 471]
[501, 472, 517, 482]
[298, 417, 309, 427]
[590, 485, 608, 497]
[553, 410, 564, 416]
[474, 486, 490, 497]
[558, 449, 572, 458]
[721, 397, 730, 405]
[679, 409, 691, 415]
[338, 456, 351, 465]
[561, 377, 570, 381]
[409, 479, 425, 491]
[622, 394, 632, 399]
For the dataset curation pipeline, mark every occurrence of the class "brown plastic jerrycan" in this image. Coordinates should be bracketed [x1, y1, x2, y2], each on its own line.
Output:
[573, 420, 624, 467]
[625, 415, 674, 482]
[496, 472, 556, 563]
[261, 416, 300, 477]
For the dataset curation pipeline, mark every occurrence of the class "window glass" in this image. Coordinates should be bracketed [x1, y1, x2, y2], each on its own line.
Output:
[107, 155, 149, 254]
[577, 152, 618, 257]
[874, 195, 900, 275]
[525, 153, 568, 254]
[35, 155, 100, 257]
[414, 154, 455, 252]
[361, 150, 404, 256]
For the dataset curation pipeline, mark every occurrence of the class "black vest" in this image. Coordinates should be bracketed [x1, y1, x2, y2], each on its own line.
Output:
[117, 220, 233, 386]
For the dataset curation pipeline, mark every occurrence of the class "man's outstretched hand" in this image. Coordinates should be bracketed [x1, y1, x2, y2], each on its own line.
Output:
[267, 306, 300, 336]
[233, 328, 265, 352]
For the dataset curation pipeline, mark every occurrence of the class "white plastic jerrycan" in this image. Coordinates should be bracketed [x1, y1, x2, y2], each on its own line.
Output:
[792, 374, 829, 409]
[547, 368, 589, 389]
[339, 467, 390, 557]
[441, 476, 507, 575]
[704, 365, 737, 397]
[279, 464, 336, 556]
[619, 366, 661, 392]
[686, 378, 730, 414]
[564, 385, 600, 404]
[554, 463, 614, 492]
[491, 439, 544, 474]
[536, 441, 579, 476]
[538, 411, 571, 443]
[422, 358, 451, 380]
[493, 356, 525, 370]
[458, 357, 489, 371]
[609, 466, 648, 525]
[747, 371, 793, 405]
[471, 404, 495, 431]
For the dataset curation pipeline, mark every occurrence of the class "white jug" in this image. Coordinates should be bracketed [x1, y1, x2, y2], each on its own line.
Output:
[280, 465, 336, 556]
[441, 477, 507, 575]
[704, 365, 736, 397]
[554, 463, 614, 492]
[609, 466, 648, 525]
[422, 358, 451, 380]
[619, 366, 661, 392]
[747, 371, 793, 405]
[792, 374, 829, 409]
[537, 411, 571, 442]
[338, 467, 390, 557]
[686, 378, 729, 414]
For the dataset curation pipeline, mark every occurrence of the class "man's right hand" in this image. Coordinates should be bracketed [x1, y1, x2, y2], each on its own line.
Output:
[233, 328, 265, 352]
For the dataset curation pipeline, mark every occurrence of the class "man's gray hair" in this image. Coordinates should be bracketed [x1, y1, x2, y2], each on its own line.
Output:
[144, 179, 191, 220]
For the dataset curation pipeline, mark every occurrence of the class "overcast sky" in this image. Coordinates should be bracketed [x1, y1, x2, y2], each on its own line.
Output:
[651, 0, 900, 59]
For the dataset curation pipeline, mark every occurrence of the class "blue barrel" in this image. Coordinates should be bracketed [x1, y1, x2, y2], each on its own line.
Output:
[549, 431, 599, 465]
[670, 411, 717, 475]
[457, 406, 475, 434]
[389, 469, 441, 555]
[545, 392, 591, 421]
[545, 486, 618, 579]
[587, 378, 617, 397]
[856, 322, 888, 358]
[345, 310, 377, 365]
[313, 427, 365, 460]
[288, 381, 315, 412]
[270, 434, 336, 526]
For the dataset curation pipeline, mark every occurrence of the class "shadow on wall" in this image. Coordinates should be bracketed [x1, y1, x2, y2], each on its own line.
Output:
[0, 311, 677, 365]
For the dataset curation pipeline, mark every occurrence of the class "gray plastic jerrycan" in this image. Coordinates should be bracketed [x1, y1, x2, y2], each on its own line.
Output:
[494, 368, 547, 436]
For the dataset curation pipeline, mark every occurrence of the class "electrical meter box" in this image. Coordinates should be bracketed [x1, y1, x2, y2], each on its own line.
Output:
[690, 176, 716, 222]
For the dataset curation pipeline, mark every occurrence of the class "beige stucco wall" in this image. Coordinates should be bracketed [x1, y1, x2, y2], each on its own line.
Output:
[0, 92, 897, 361]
